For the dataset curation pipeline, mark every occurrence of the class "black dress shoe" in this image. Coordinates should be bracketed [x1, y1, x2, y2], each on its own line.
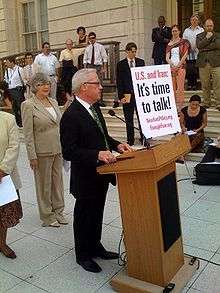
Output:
[112, 101, 119, 108]
[95, 250, 119, 260]
[127, 141, 134, 146]
[76, 259, 102, 273]
[175, 159, 184, 164]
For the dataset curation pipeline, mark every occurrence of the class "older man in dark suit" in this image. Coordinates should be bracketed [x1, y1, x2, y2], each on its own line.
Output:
[151, 16, 172, 65]
[196, 18, 220, 110]
[60, 68, 131, 273]
[116, 42, 145, 146]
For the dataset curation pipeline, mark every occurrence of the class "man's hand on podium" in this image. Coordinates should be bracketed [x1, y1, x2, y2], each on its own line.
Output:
[98, 151, 116, 164]
[117, 143, 133, 154]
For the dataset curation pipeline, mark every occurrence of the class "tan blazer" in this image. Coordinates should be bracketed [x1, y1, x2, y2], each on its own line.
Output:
[0, 111, 21, 189]
[21, 96, 62, 160]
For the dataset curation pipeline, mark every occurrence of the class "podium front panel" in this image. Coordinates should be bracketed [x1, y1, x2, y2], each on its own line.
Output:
[157, 171, 181, 252]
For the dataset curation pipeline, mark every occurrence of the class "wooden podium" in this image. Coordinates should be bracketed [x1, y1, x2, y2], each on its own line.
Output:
[97, 135, 199, 293]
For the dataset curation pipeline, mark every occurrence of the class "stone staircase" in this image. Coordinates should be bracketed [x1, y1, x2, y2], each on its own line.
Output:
[101, 91, 220, 161]
[19, 90, 220, 162]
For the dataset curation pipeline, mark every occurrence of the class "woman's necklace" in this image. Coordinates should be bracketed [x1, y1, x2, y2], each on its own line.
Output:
[188, 106, 200, 117]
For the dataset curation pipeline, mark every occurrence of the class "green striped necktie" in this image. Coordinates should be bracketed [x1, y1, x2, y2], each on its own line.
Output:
[90, 105, 109, 150]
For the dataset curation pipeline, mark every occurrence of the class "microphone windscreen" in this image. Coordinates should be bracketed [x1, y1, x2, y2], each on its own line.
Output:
[108, 109, 115, 116]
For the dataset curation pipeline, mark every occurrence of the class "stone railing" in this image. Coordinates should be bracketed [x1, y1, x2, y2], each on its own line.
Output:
[0, 41, 120, 87]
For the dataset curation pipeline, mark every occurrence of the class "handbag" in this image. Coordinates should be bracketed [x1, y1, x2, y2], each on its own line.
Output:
[194, 163, 220, 185]
[18, 68, 26, 94]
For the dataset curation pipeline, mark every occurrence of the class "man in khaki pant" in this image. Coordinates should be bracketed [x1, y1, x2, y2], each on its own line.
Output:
[196, 19, 220, 110]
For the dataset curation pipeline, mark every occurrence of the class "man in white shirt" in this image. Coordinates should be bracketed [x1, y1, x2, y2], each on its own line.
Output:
[4, 56, 25, 127]
[22, 52, 40, 99]
[34, 42, 60, 99]
[83, 32, 108, 106]
[183, 14, 204, 90]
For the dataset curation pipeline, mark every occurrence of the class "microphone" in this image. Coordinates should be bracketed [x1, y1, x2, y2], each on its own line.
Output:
[108, 110, 139, 131]
[108, 109, 151, 149]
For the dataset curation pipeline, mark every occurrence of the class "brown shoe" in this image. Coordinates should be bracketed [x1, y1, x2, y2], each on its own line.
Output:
[56, 216, 68, 225]
[42, 221, 60, 227]
[0, 245, 16, 259]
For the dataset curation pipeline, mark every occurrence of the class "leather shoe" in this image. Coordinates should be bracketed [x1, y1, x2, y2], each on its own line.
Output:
[0, 245, 17, 259]
[76, 259, 102, 273]
[95, 250, 119, 260]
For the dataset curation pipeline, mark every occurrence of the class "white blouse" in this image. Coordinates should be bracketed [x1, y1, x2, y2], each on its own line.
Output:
[170, 47, 180, 66]
[45, 107, 57, 120]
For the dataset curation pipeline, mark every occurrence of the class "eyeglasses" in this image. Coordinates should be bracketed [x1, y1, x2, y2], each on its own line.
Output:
[89, 36, 96, 40]
[84, 82, 100, 85]
[37, 82, 51, 86]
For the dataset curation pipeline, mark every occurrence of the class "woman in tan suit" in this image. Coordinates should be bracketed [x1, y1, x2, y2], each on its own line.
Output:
[21, 73, 67, 227]
[0, 111, 22, 258]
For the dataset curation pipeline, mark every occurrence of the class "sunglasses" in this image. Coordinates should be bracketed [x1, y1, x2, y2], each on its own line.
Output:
[84, 82, 100, 85]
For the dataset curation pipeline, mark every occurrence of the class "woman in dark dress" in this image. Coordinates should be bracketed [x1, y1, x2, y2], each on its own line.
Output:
[76, 26, 88, 69]
[0, 111, 22, 259]
[180, 95, 207, 151]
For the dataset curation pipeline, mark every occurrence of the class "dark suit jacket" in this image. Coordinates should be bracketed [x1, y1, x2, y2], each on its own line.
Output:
[196, 31, 220, 67]
[151, 26, 172, 60]
[60, 99, 120, 198]
[116, 57, 145, 100]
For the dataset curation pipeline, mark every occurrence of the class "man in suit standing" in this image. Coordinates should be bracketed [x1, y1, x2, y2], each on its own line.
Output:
[116, 42, 145, 146]
[151, 16, 172, 65]
[196, 19, 220, 110]
[60, 68, 132, 273]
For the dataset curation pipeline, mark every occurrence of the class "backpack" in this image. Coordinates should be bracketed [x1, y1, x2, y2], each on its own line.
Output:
[194, 163, 220, 185]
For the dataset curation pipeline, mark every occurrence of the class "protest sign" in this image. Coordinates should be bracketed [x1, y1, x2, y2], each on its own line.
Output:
[131, 64, 181, 139]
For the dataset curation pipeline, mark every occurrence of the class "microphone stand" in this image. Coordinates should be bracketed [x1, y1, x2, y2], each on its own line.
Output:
[108, 110, 151, 149]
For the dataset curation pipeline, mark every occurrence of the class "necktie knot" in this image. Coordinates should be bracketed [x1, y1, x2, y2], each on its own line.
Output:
[130, 60, 134, 68]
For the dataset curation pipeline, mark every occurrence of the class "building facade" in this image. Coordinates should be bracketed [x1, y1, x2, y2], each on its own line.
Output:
[0, 0, 218, 62]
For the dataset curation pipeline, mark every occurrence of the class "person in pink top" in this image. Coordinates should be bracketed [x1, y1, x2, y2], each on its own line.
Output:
[166, 25, 190, 113]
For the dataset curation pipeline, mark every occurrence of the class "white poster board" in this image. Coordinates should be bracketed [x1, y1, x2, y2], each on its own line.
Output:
[131, 64, 181, 139]
[0, 175, 18, 207]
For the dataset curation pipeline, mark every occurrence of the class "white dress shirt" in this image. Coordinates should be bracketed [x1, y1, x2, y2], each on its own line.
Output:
[4, 65, 23, 89]
[83, 42, 108, 66]
[76, 96, 94, 117]
[34, 53, 60, 76]
[127, 58, 136, 68]
[183, 26, 204, 60]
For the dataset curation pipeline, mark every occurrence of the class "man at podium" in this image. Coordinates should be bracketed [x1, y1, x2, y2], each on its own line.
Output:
[60, 68, 132, 273]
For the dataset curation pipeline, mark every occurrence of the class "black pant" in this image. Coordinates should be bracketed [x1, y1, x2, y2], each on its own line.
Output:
[201, 145, 220, 163]
[73, 180, 109, 261]
[61, 66, 78, 95]
[8, 88, 25, 127]
[122, 94, 143, 145]
[186, 60, 199, 87]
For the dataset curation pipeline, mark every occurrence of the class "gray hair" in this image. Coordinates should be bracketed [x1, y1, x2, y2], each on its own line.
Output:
[30, 72, 51, 94]
[72, 68, 97, 93]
